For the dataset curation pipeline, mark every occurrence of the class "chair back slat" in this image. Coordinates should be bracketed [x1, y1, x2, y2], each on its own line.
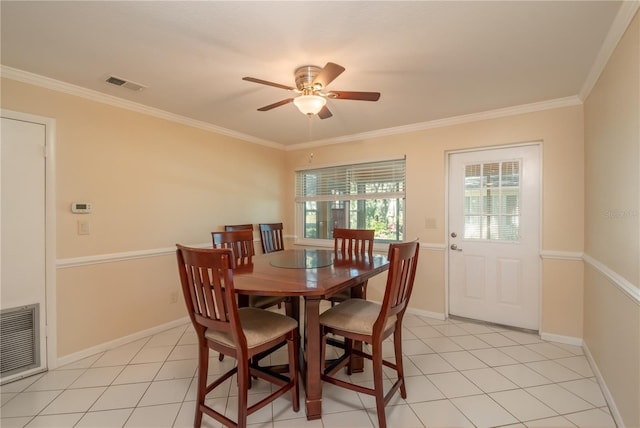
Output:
[224, 224, 253, 231]
[259, 223, 285, 254]
[376, 240, 420, 328]
[333, 228, 374, 259]
[212, 229, 255, 265]
[176, 245, 239, 337]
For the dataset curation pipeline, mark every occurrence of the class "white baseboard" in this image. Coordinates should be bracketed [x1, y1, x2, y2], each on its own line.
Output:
[366, 298, 445, 321]
[405, 307, 446, 321]
[540, 332, 583, 346]
[583, 343, 625, 428]
[55, 316, 190, 368]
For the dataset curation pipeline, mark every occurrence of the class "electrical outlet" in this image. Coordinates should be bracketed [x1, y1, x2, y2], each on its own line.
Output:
[169, 291, 178, 304]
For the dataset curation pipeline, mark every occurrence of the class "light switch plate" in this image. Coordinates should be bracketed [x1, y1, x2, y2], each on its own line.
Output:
[78, 220, 91, 235]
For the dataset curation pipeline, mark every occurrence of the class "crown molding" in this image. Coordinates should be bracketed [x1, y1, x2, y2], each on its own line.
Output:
[286, 96, 582, 151]
[0, 65, 284, 150]
[579, 1, 640, 101]
[2, 65, 583, 153]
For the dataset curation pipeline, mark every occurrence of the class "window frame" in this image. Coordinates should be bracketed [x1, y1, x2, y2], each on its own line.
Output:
[294, 157, 406, 248]
[462, 158, 521, 242]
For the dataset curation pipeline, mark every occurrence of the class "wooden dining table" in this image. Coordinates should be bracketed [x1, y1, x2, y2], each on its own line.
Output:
[232, 248, 390, 420]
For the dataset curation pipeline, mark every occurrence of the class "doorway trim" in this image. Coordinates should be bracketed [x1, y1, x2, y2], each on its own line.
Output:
[444, 141, 543, 331]
[2, 109, 58, 372]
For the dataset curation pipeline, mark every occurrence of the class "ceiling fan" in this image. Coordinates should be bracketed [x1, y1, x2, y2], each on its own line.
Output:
[242, 62, 380, 119]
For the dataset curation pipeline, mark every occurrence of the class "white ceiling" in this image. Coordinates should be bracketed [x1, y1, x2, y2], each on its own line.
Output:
[0, 1, 630, 149]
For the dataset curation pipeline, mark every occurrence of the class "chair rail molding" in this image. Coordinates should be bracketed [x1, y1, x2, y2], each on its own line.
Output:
[56, 243, 212, 268]
[539, 250, 584, 260]
[583, 253, 640, 304]
[421, 242, 447, 251]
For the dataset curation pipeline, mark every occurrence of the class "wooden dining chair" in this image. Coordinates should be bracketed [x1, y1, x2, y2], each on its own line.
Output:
[225, 224, 254, 251]
[212, 230, 255, 267]
[224, 224, 254, 231]
[212, 229, 287, 310]
[225, 224, 284, 307]
[176, 245, 299, 428]
[319, 240, 420, 428]
[212, 230, 290, 360]
[258, 222, 285, 254]
[329, 228, 375, 305]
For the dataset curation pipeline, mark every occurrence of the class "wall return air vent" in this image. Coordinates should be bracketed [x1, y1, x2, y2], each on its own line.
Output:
[105, 75, 147, 91]
[1, 304, 40, 380]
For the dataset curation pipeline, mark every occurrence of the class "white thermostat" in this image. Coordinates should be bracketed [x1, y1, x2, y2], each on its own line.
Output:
[71, 202, 92, 214]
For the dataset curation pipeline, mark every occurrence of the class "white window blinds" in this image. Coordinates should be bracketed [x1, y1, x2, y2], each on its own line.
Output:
[463, 159, 521, 241]
[295, 158, 406, 202]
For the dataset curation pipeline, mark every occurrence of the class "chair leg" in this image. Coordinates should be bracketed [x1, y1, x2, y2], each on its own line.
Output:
[372, 339, 387, 428]
[195, 344, 209, 428]
[288, 333, 300, 412]
[393, 326, 407, 398]
[237, 358, 249, 428]
[345, 338, 354, 375]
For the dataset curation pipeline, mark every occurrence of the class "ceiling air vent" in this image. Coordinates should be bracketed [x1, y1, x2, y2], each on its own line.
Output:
[105, 75, 146, 91]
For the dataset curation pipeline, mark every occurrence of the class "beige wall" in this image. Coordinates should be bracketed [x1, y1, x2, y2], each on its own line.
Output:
[585, 13, 640, 285]
[2, 77, 588, 357]
[285, 105, 585, 337]
[2, 78, 286, 356]
[583, 11, 639, 428]
[3, 17, 637, 425]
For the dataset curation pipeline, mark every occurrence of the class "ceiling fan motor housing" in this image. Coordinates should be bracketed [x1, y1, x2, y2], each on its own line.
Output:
[295, 65, 322, 94]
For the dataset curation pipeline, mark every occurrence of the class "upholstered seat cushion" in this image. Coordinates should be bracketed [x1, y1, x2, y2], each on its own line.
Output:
[205, 307, 297, 349]
[319, 298, 396, 336]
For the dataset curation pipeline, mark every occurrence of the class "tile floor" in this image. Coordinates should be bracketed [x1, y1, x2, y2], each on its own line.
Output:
[0, 311, 617, 428]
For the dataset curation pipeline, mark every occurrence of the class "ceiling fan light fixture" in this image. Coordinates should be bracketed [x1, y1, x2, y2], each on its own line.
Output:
[293, 95, 326, 116]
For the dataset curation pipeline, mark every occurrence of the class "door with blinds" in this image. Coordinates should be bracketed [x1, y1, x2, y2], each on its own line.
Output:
[448, 145, 540, 330]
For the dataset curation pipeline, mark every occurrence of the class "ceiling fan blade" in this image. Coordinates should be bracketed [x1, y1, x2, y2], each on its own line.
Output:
[312, 62, 345, 89]
[243, 77, 295, 91]
[257, 98, 294, 111]
[328, 91, 381, 101]
[318, 105, 333, 119]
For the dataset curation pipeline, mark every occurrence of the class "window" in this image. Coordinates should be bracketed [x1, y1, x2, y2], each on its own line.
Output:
[296, 158, 406, 243]
[463, 160, 520, 241]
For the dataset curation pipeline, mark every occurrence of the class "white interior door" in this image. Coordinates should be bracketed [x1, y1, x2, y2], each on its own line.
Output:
[448, 145, 540, 330]
[1, 116, 48, 381]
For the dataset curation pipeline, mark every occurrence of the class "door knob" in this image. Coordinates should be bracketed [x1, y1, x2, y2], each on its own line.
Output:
[450, 244, 462, 251]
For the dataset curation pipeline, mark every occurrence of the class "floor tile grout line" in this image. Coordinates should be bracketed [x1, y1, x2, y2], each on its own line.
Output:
[0, 317, 616, 428]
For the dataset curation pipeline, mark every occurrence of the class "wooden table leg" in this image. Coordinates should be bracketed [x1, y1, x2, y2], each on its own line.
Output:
[304, 297, 322, 420]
